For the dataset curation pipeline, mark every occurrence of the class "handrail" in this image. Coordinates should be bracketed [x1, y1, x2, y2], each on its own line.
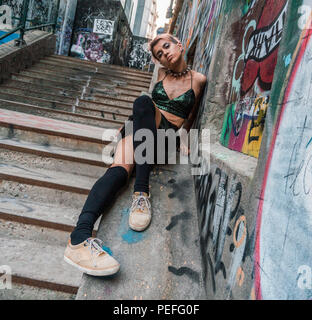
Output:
[0, 0, 60, 46]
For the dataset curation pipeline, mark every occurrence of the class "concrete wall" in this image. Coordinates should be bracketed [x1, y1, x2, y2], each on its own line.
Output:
[69, 0, 151, 69]
[0, 0, 76, 56]
[128, 35, 152, 71]
[55, 0, 77, 56]
[1, 0, 58, 28]
[174, 0, 312, 299]
[69, 0, 120, 64]
[0, 32, 56, 83]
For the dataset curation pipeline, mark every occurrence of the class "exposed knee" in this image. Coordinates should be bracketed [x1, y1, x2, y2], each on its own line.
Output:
[133, 95, 155, 118]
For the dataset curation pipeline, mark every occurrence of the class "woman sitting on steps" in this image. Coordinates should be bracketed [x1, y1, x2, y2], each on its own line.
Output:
[64, 33, 207, 276]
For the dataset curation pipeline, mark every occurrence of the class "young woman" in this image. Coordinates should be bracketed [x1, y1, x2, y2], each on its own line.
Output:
[64, 33, 207, 276]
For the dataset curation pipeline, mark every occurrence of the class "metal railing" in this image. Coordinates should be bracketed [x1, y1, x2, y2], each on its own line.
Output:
[0, 0, 60, 46]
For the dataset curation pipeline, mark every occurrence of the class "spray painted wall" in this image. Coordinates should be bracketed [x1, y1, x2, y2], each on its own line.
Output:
[0, 0, 58, 28]
[69, 0, 119, 64]
[128, 35, 152, 71]
[253, 0, 312, 300]
[0, 0, 75, 56]
[220, 0, 288, 158]
[69, 0, 151, 69]
[175, 0, 312, 299]
[55, 0, 77, 56]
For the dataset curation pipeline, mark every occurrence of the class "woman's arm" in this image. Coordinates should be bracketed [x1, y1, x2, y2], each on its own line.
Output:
[180, 73, 207, 155]
[183, 73, 207, 133]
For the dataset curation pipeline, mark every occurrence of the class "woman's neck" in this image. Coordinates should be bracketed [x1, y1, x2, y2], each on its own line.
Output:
[169, 60, 188, 73]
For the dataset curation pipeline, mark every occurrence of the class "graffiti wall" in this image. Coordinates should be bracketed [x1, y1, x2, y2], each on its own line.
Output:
[175, 0, 312, 299]
[0, 0, 74, 56]
[69, 0, 151, 69]
[194, 157, 256, 299]
[69, 0, 119, 64]
[220, 0, 289, 158]
[253, 0, 312, 299]
[128, 36, 152, 71]
[55, 0, 77, 56]
[0, 0, 58, 29]
[176, 0, 223, 75]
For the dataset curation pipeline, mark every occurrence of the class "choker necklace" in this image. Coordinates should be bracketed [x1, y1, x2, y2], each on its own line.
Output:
[166, 67, 190, 78]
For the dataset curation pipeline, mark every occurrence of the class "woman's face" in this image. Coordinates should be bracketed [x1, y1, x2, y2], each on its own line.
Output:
[152, 38, 183, 68]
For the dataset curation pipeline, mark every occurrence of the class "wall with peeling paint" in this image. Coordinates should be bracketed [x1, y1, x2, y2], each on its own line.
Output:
[0, 0, 152, 69]
[175, 0, 312, 299]
[0, 0, 76, 56]
[68, 0, 151, 70]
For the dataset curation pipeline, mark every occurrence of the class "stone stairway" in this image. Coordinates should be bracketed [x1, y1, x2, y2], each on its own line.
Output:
[0, 54, 153, 299]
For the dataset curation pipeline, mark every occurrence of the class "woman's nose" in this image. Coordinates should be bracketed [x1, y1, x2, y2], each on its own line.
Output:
[163, 49, 169, 57]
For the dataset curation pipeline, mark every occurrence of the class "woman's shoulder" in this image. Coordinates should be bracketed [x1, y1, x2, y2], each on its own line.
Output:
[191, 70, 207, 86]
[156, 67, 167, 81]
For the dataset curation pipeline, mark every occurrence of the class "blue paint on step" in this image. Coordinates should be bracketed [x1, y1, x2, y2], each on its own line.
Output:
[118, 208, 145, 244]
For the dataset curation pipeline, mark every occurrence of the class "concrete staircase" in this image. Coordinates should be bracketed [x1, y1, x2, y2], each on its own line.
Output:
[0, 54, 152, 299]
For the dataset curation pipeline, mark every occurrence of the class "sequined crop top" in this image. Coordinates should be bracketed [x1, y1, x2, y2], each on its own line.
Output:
[151, 71, 195, 119]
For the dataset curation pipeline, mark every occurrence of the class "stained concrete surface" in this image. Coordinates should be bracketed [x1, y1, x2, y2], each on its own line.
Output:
[76, 163, 206, 300]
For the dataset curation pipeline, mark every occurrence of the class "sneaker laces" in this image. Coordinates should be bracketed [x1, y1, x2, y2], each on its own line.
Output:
[85, 238, 107, 265]
[131, 194, 151, 213]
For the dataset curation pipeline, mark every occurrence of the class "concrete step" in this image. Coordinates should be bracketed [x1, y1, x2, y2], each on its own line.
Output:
[28, 66, 150, 91]
[0, 97, 123, 128]
[0, 196, 100, 234]
[0, 85, 132, 113]
[0, 139, 112, 179]
[10, 73, 140, 101]
[2, 80, 135, 107]
[0, 282, 76, 300]
[18, 69, 144, 96]
[0, 137, 112, 169]
[12, 72, 141, 99]
[0, 162, 98, 195]
[0, 109, 117, 153]
[40, 57, 152, 85]
[35, 59, 152, 87]
[47, 55, 153, 80]
[0, 219, 82, 296]
[31, 63, 151, 89]
[76, 164, 205, 300]
[0, 90, 131, 121]
[0, 161, 96, 212]
[51, 54, 153, 77]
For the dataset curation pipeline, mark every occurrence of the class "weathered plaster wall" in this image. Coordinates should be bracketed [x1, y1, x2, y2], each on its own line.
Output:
[69, 0, 151, 69]
[69, 0, 119, 64]
[251, 0, 312, 300]
[0, 0, 75, 56]
[175, 0, 312, 299]
[55, 0, 77, 56]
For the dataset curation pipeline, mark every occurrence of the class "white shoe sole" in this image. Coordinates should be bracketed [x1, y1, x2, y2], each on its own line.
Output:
[64, 255, 120, 276]
[129, 218, 151, 232]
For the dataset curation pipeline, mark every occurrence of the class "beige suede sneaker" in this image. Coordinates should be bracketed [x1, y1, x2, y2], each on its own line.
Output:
[129, 192, 152, 231]
[64, 237, 120, 276]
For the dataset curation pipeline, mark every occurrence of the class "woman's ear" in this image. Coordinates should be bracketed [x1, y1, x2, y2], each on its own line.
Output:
[177, 42, 183, 52]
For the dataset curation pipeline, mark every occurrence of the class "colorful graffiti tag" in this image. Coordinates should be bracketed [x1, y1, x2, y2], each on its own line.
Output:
[255, 3, 312, 299]
[71, 30, 112, 63]
[55, 0, 77, 56]
[220, 0, 288, 158]
[194, 157, 255, 299]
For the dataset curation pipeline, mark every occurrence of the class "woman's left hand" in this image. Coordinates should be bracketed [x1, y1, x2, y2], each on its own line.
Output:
[179, 130, 190, 156]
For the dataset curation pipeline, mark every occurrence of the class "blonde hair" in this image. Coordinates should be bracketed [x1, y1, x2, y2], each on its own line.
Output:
[149, 33, 181, 62]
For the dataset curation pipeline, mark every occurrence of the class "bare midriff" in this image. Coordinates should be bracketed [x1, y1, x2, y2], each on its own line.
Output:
[152, 101, 185, 128]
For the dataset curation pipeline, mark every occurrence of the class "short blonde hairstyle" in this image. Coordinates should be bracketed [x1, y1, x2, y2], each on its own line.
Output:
[149, 33, 181, 61]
